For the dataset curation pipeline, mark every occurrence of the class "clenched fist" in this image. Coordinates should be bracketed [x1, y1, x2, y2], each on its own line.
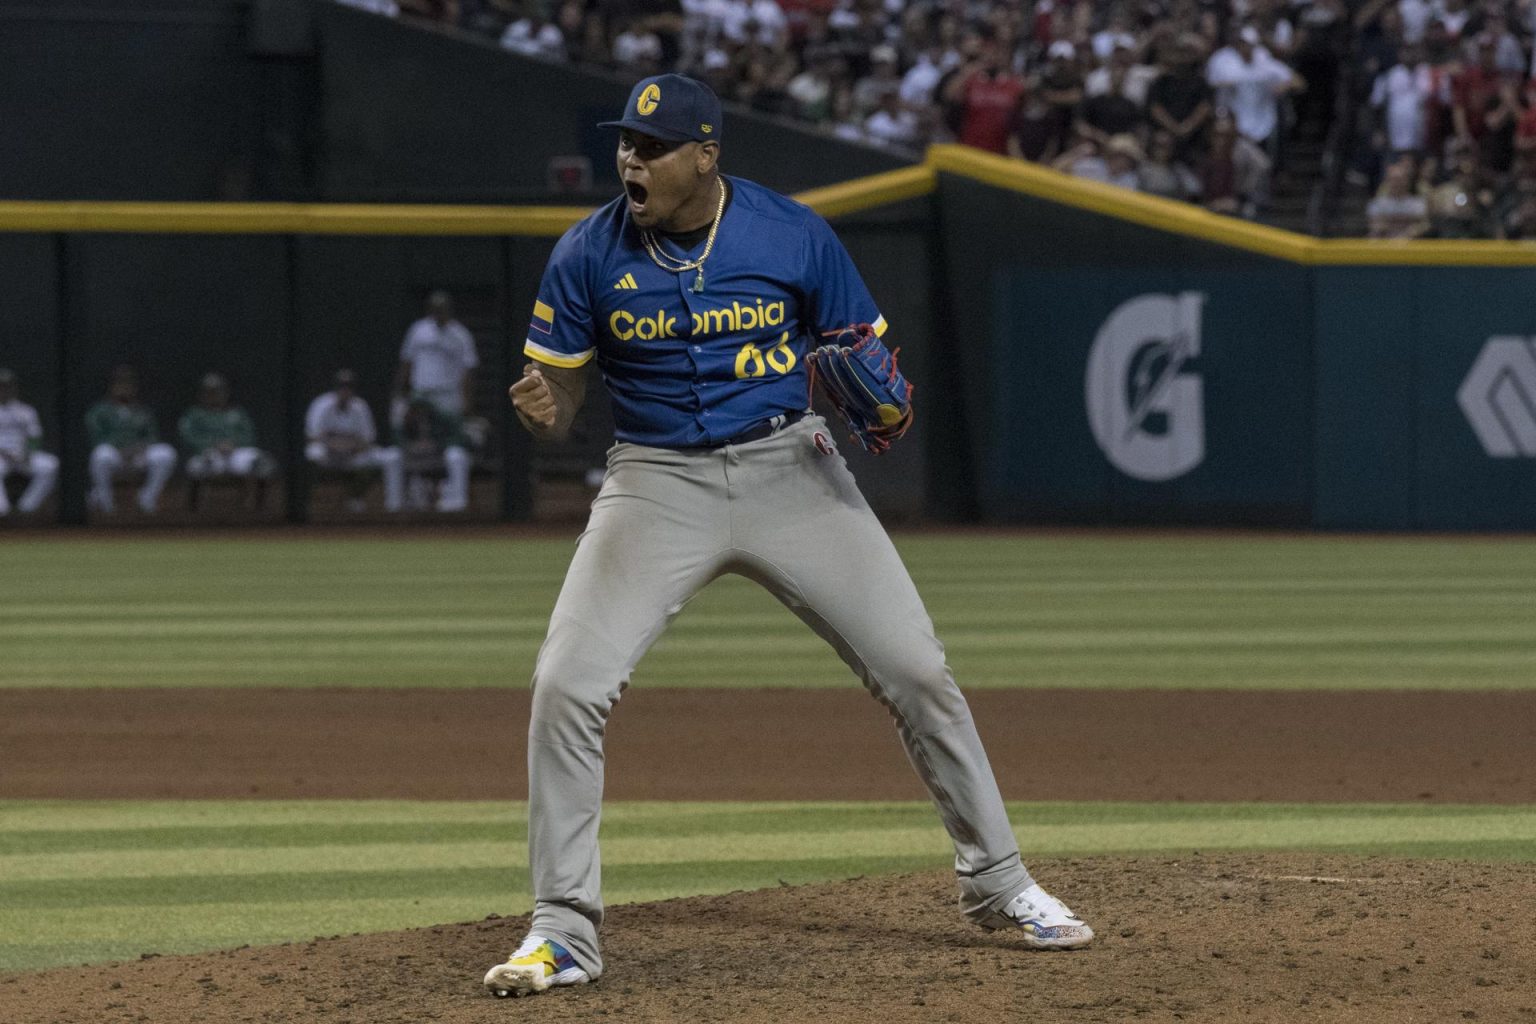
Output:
[509, 364, 557, 433]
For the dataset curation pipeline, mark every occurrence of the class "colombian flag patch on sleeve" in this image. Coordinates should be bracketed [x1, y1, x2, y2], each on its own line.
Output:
[531, 300, 554, 335]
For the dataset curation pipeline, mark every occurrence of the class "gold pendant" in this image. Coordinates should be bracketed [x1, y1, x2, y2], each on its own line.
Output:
[692, 269, 705, 293]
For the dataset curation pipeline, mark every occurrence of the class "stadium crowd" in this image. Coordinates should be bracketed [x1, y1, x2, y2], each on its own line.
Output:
[338, 0, 1350, 220]
[1350, 0, 1536, 237]
[335, 0, 1536, 234]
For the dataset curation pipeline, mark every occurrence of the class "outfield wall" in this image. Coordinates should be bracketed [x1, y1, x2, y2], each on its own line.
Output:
[933, 148, 1536, 530]
[6, 151, 1536, 528]
[0, 197, 933, 526]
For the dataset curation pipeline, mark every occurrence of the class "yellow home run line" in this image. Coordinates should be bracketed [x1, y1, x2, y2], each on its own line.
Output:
[4, 146, 1536, 264]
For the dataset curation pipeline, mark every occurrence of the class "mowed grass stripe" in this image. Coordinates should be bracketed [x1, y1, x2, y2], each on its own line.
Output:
[16, 799, 1532, 853]
[7, 815, 1536, 884]
[7, 798, 1536, 835]
[4, 800, 1536, 970]
[3, 535, 1536, 690]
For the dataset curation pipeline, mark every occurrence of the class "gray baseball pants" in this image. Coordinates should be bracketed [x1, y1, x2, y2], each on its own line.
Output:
[526, 413, 1032, 977]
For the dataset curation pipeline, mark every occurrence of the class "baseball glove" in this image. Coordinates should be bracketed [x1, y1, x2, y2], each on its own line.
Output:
[806, 323, 914, 455]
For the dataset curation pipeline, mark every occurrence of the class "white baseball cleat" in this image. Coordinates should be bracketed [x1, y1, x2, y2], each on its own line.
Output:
[980, 883, 1095, 949]
[483, 934, 591, 998]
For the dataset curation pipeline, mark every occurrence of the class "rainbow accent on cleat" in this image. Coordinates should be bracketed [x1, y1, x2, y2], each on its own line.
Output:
[483, 935, 590, 997]
[518, 938, 578, 977]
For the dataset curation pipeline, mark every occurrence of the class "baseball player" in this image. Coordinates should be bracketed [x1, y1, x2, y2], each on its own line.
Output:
[0, 368, 59, 517]
[85, 365, 178, 515]
[394, 290, 479, 423]
[178, 373, 276, 482]
[483, 74, 1093, 1000]
[304, 368, 405, 513]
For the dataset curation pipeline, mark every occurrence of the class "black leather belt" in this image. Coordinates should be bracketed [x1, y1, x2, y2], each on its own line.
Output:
[716, 408, 805, 447]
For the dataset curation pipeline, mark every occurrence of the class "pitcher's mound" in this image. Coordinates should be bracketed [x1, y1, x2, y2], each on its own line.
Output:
[4, 854, 1532, 1024]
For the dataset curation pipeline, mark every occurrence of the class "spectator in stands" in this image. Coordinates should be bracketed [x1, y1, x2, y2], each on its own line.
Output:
[85, 365, 177, 515]
[179, 373, 277, 508]
[735, 47, 796, 115]
[1513, 80, 1536, 157]
[1480, 78, 1525, 175]
[1201, 109, 1273, 217]
[1436, 0, 1473, 42]
[721, 0, 787, 48]
[1354, 2, 1405, 90]
[945, 39, 1029, 155]
[571, 4, 613, 69]
[900, 43, 953, 111]
[501, 9, 566, 60]
[640, 0, 686, 65]
[305, 369, 405, 514]
[1427, 149, 1498, 236]
[1464, 11, 1525, 74]
[701, 46, 740, 100]
[0, 368, 58, 518]
[1394, 0, 1433, 45]
[1206, 25, 1304, 152]
[863, 89, 921, 148]
[1076, 56, 1146, 146]
[1138, 129, 1202, 199]
[852, 44, 902, 118]
[827, 84, 866, 142]
[1091, 7, 1139, 63]
[1366, 157, 1430, 236]
[1148, 34, 1214, 160]
[1054, 132, 1144, 189]
[397, 396, 471, 513]
[1010, 39, 1083, 161]
[1371, 43, 1435, 159]
[612, 16, 665, 77]
[396, 289, 479, 424]
[1495, 156, 1536, 238]
[1249, 0, 1296, 61]
[787, 52, 843, 123]
[1451, 34, 1512, 162]
[1290, 0, 1349, 136]
[1085, 42, 1158, 108]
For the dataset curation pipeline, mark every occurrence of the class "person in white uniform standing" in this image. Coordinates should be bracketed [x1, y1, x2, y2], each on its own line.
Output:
[0, 368, 59, 517]
[395, 290, 479, 423]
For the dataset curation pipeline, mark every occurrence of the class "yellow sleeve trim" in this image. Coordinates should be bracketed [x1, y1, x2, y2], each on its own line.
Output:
[533, 299, 555, 322]
[524, 339, 595, 368]
[872, 315, 889, 338]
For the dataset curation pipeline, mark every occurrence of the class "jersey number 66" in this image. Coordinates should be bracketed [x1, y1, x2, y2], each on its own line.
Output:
[734, 331, 797, 379]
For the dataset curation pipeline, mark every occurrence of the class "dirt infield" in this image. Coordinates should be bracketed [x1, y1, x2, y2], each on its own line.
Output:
[4, 686, 1535, 1023]
[4, 855, 1533, 1024]
[3, 687, 1534, 802]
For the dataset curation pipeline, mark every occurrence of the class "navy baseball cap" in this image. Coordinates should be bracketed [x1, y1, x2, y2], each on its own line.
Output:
[598, 74, 722, 144]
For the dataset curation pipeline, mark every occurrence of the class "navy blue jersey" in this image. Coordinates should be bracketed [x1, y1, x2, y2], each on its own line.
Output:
[525, 175, 886, 447]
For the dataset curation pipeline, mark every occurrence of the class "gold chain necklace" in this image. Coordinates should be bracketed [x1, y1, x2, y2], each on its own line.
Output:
[639, 179, 726, 293]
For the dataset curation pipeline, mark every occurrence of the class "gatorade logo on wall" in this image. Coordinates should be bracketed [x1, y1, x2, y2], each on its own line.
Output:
[1458, 337, 1536, 457]
[1085, 292, 1206, 482]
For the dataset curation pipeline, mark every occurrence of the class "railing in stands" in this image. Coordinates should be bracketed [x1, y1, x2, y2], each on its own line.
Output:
[1307, 30, 1362, 237]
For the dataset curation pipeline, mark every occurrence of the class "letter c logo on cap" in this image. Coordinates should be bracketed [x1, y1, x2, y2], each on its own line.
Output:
[637, 84, 661, 116]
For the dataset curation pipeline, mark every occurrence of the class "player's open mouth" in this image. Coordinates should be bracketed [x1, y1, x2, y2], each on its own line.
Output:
[625, 181, 649, 210]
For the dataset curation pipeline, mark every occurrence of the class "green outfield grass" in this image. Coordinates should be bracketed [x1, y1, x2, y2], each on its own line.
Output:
[3, 533, 1534, 689]
[2, 799, 1534, 971]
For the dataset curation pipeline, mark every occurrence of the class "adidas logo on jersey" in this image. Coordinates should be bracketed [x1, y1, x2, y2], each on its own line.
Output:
[613, 273, 638, 291]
